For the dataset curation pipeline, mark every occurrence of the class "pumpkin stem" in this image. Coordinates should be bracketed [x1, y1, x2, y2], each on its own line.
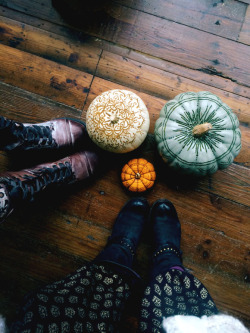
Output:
[135, 172, 141, 179]
[192, 123, 212, 137]
[109, 114, 120, 125]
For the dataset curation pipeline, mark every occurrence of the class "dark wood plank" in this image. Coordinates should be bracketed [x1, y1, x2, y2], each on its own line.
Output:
[115, 0, 247, 40]
[1, 6, 250, 100]
[239, 5, 250, 45]
[0, 15, 102, 74]
[0, 43, 93, 109]
[1, 0, 250, 87]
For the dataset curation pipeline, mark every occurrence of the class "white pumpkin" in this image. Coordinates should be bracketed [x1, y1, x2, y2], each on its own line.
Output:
[86, 89, 150, 153]
[154, 91, 241, 176]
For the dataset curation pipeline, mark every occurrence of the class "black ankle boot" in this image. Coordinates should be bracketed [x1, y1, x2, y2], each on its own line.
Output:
[0, 116, 88, 151]
[151, 199, 183, 278]
[0, 151, 99, 223]
[94, 198, 150, 277]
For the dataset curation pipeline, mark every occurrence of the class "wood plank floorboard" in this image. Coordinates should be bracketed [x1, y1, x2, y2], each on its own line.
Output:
[0, 0, 249, 330]
[115, 0, 247, 40]
[1, 6, 250, 99]
[0, 43, 93, 109]
[1, 0, 250, 86]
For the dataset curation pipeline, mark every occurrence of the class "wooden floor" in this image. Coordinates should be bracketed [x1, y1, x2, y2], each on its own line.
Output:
[0, 0, 249, 330]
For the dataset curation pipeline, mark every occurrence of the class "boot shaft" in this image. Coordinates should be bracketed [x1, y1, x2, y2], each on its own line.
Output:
[0, 151, 99, 223]
[0, 157, 75, 202]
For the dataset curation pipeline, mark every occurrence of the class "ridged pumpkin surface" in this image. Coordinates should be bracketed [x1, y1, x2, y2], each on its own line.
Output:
[154, 91, 241, 176]
[121, 158, 156, 192]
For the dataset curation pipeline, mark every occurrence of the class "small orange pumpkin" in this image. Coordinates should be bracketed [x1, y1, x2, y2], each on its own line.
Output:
[121, 158, 156, 192]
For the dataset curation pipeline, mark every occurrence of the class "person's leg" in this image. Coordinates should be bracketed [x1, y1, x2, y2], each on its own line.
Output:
[0, 116, 89, 151]
[0, 151, 99, 223]
[139, 199, 218, 333]
[11, 198, 149, 333]
[94, 197, 150, 278]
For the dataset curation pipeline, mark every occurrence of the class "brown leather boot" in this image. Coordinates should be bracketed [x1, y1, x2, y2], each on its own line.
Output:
[0, 151, 99, 223]
[0, 116, 88, 151]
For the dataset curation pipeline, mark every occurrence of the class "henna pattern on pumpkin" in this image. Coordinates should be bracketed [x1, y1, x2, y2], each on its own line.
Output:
[86, 90, 149, 153]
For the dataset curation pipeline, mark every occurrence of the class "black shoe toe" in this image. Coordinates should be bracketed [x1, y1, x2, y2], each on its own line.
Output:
[151, 199, 181, 250]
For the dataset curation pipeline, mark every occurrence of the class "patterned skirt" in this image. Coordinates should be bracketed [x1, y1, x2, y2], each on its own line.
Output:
[139, 269, 218, 332]
[11, 264, 218, 333]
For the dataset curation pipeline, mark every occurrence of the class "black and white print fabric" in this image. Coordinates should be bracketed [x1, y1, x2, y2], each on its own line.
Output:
[139, 269, 218, 332]
[11, 264, 131, 333]
[0, 184, 10, 220]
[11, 265, 218, 333]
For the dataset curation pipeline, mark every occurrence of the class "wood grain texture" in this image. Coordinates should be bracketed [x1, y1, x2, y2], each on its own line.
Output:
[1, 6, 250, 100]
[0, 0, 249, 329]
[0, 43, 93, 109]
[93, 38, 250, 99]
[115, 0, 247, 40]
[0, 15, 102, 73]
[239, 5, 250, 45]
[1, 0, 250, 87]
[0, 81, 82, 122]
[96, 51, 250, 119]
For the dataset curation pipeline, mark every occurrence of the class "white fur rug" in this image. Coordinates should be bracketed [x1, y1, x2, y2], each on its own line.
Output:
[162, 314, 249, 333]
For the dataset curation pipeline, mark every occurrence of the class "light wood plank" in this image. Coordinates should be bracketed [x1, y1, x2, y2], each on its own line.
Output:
[1, 0, 250, 87]
[0, 43, 93, 109]
[0, 15, 102, 73]
[1, 7, 250, 100]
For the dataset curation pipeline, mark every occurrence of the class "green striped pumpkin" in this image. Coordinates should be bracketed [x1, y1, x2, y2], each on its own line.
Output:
[154, 91, 241, 176]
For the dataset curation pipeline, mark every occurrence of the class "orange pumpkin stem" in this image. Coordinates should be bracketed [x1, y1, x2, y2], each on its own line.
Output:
[135, 172, 141, 179]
